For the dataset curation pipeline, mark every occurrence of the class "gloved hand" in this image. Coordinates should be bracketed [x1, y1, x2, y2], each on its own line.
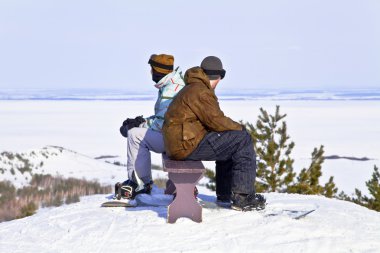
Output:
[122, 116, 146, 129]
[120, 125, 129, 138]
[119, 116, 146, 138]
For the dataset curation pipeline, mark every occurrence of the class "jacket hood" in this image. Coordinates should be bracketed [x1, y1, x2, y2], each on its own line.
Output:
[184, 67, 211, 89]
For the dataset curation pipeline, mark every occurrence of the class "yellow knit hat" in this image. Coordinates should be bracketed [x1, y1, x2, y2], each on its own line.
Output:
[148, 54, 174, 74]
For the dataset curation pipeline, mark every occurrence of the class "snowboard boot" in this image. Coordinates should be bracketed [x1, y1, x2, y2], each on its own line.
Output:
[231, 192, 266, 211]
[114, 180, 153, 200]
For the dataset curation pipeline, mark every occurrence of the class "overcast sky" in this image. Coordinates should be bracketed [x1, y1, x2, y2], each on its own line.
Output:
[0, 0, 379, 92]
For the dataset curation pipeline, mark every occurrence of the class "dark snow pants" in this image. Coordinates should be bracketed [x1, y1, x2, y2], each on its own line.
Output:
[185, 130, 256, 195]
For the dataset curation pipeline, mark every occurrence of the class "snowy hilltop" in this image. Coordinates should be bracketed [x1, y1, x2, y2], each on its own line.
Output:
[1, 146, 380, 252]
[1, 186, 380, 253]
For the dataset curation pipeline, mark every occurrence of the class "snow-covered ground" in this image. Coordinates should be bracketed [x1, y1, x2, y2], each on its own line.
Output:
[1, 100, 379, 195]
[1, 100, 380, 252]
[0, 185, 379, 253]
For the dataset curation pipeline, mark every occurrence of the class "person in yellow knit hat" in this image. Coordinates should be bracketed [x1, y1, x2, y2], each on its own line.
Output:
[116, 54, 185, 203]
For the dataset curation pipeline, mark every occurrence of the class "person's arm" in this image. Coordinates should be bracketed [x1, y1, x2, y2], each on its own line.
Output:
[187, 92, 242, 132]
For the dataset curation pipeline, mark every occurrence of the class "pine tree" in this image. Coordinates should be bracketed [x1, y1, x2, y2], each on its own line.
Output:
[365, 165, 380, 211]
[346, 165, 380, 211]
[323, 176, 338, 198]
[204, 168, 216, 191]
[244, 105, 295, 192]
[337, 190, 351, 201]
[351, 188, 369, 206]
[288, 145, 338, 197]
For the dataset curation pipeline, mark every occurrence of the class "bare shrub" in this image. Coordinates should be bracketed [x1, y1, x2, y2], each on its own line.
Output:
[0, 174, 112, 222]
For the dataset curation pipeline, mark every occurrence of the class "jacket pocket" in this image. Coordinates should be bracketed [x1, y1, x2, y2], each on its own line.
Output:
[182, 122, 198, 150]
[182, 122, 196, 140]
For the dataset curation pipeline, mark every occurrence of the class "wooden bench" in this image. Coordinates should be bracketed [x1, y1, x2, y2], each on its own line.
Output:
[162, 154, 205, 223]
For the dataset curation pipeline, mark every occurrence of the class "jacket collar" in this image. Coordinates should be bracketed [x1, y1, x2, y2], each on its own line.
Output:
[184, 67, 212, 90]
[154, 66, 182, 89]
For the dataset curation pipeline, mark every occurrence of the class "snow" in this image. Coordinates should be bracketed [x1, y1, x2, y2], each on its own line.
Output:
[0, 186, 380, 253]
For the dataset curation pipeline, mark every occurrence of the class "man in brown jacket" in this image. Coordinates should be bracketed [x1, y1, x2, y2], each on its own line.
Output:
[163, 56, 266, 211]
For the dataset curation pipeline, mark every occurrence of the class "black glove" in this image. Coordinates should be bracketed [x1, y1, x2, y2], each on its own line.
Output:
[119, 116, 146, 138]
[122, 116, 146, 129]
[120, 125, 129, 138]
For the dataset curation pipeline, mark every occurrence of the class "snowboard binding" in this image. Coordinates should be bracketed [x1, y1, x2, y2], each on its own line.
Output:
[114, 180, 153, 200]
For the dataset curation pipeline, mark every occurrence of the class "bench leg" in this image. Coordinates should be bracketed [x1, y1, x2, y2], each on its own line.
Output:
[164, 179, 176, 195]
[167, 172, 203, 223]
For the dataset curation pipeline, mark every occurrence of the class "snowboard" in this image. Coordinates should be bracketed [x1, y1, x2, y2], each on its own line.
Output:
[101, 198, 138, 207]
[264, 208, 316, 219]
[200, 200, 316, 220]
[101, 192, 173, 208]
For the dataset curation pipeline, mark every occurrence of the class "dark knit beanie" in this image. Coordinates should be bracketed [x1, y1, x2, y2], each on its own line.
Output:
[200, 56, 226, 80]
[148, 54, 174, 75]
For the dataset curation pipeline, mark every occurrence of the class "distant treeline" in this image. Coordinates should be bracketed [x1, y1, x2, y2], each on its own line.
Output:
[0, 174, 111, 222]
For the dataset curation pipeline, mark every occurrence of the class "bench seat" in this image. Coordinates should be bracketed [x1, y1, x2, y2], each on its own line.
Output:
[162, 154, 205, 223]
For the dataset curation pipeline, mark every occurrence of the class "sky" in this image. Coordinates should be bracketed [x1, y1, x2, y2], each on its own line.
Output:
[0, 0, 379, 92]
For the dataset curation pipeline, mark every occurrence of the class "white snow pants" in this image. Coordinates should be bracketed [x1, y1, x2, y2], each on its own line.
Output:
[127, 127, 165, 188]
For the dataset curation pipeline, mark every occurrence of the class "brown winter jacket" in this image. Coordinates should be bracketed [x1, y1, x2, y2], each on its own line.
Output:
[162, 67, 242, 160]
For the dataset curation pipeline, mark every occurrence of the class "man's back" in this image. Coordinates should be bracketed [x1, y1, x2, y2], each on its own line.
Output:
[163, 67, 241, 160]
